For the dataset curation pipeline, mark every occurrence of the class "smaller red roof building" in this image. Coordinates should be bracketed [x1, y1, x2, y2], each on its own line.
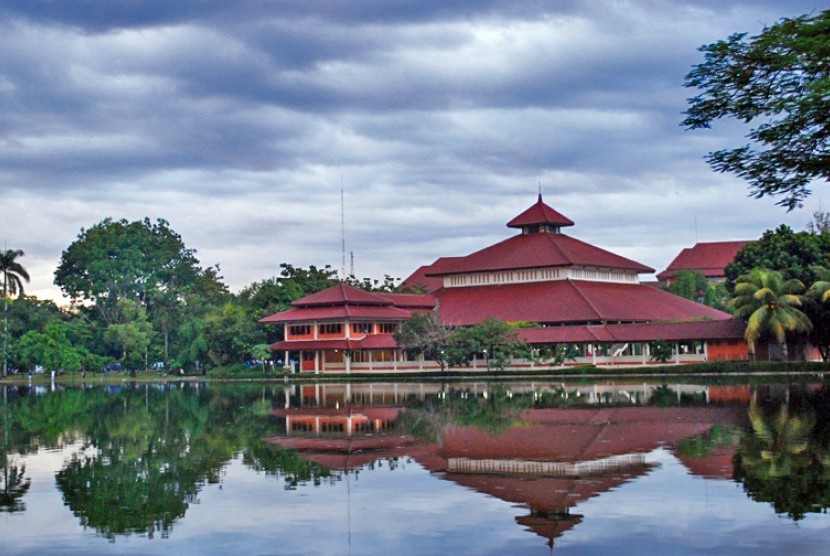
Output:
[657, 241, 752, 284]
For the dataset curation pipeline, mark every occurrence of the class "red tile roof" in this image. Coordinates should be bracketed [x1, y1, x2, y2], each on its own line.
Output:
[657, 241, 752, 281]
[506, 194, 575, 229]
[433, 279, 732, 326]
[293, 283, 392, 307]
[259, 283, 435, 323]
[400, 257, 464, 292]
[260, 305, 412, 323]
[379, 292, 435, 309]
[427, 233, 653, 276]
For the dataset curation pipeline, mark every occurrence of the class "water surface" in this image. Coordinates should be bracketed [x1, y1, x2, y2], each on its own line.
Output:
[1, 379, 829, 555]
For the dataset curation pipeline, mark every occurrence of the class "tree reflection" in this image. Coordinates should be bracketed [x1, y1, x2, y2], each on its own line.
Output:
[54, 386, 231, 539]
[243, 438, 335, 489]
[734, 386, 830, 520]
[396, 387, 536, 441]
[0, 461, 30, 512]
[1, 387, 32, 513]
[0, 383, 303, 539]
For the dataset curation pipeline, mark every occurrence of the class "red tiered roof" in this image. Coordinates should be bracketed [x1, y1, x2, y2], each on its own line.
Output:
[427, 233, 653, 276]
[506, 194, 575, 229]
[292, 282, 392, 307]
[657, 241, 751, 281]
[259, 282, 435, 324]
[433, 279, 731, 326]
[400, 257, 464, 292]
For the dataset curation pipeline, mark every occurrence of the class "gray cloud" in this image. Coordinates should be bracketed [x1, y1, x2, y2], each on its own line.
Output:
[0, 1, 825, 301]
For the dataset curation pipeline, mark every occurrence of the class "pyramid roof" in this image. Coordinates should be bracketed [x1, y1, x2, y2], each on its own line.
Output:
[507, 194, 574, 228]
[426, 233, 653, 276]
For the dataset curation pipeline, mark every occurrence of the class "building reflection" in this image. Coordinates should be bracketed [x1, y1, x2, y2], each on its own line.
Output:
[264, 382, 750, 549]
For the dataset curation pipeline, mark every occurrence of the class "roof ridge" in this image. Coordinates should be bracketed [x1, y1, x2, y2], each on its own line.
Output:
[545, 232, 573, 263]
[568, 280, 603, 322]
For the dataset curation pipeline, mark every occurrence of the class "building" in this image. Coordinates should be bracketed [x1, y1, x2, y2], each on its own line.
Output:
[262, 196, 748, 372]
[656, 240, 752, 285]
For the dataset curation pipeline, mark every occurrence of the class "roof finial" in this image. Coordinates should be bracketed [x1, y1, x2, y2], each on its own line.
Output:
[537, 182, 543, 203]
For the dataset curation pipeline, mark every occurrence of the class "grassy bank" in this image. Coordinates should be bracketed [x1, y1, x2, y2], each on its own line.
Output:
[3, 360, 829, 386]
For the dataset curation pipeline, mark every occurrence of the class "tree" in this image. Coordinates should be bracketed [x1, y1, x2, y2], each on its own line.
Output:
[1, 249, 30, 377]
[729, 269, 812, 359]
[804, 266, 830, 361]
[725, 225, 830, 287]
[201, 303, 265, 367]
[683, 10, 830, 210]
[807, 210, 830, 235]
[239, 263, 339, 322]
[103, 300, 153, 370]
[448, 318, 528, 370]
[55, 218, 200, 324]
[665, 269, 728, 310]
[16, 322, 88, 373]
[394, 312, 453, 371]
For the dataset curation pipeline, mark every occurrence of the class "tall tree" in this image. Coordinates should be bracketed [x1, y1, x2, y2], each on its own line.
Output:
[0, 249, 30, 377]
[55, 218, 200, 324]
[729, 269, 812, 359]
[683, 10, 830, 209]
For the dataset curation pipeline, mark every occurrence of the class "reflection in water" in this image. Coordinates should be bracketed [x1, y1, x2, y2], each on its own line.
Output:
[0, 380, 829, 552]
[265, 383, 751, 548]
[733, 385, 830, 520]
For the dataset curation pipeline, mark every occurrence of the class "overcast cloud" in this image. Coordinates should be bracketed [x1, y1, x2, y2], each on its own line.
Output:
[0, 0, 826, 301]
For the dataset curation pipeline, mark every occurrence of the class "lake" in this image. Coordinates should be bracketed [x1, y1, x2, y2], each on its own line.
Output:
[1, 377, 829, 555]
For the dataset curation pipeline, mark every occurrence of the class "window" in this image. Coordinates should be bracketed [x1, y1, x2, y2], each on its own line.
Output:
[289, 325, 312, 337]
[352, 322, 373, 334]
[319, 323, 343, 335]
[379, 323, 397, 334]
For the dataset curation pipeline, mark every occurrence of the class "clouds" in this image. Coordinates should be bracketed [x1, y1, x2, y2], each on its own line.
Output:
[0, 1, 825, 301]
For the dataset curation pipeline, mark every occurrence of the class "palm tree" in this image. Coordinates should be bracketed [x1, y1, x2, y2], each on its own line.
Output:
[729, 268, 812, 360]
[0, 249, 30, 377]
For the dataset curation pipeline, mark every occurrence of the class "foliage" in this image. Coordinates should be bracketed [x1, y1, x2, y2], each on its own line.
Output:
[0, 382, 323, 538]
[344, 274, 400, 292]
[730, 269, 812, 358]
[734, 386, 830, 520]
[103, 299, 153, 369]
[16, 322, 88, 373]
[239, 263, 339, 323]
[804, 266, 830, 361]
[0, 249, 30, 300]
[447, 318, 529, 370]
[1, 249, 30, 377]
[201, 303, 266, 368]
[683, 10, 830, 209]
[394, 312, 453, 371]
[725, 225, 830, 288]
[649, 341, 674, 363]
[666, 270, 728, 310]
[55, 218, 201, 323]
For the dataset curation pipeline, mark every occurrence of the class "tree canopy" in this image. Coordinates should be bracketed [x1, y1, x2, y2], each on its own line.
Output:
[725, 225, 830, 287]
[683, 10, 830, 209]
[55, 218, 201, 323]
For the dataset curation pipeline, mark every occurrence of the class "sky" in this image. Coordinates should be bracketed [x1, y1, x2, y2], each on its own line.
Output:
[1, 0, 827, 303]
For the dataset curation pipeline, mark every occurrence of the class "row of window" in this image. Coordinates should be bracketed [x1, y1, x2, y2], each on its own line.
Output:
[444, 267, 642, 288]
[289, 322, 397, 337]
